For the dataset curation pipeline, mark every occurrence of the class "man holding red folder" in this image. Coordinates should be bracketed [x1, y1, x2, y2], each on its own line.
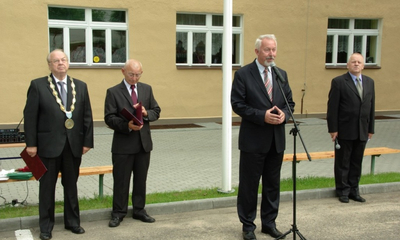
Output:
[104, 59, 161, 228]
[23, 49, 94, 240]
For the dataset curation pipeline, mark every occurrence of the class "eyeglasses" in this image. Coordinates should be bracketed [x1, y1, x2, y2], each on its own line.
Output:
[127, 73, 142, 78]
[50, 58, 67, 64]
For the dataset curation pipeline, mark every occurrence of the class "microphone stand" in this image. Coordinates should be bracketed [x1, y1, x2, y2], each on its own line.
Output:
[271, 66, 311, 240]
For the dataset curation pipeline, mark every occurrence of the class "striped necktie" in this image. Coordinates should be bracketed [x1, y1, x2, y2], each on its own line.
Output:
[264, 67, 273, 101]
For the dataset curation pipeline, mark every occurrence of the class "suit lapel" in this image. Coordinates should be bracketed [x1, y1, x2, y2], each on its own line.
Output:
[345, 72, 362, 100]
[120, 80, 133, 105]
[250, 61, 270, 100]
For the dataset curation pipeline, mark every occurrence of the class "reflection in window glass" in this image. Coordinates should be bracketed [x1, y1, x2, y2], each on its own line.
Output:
[70, 29, 86, 63]
[366, 36, 377, 63]
[212, 33, 222, 63]
[232, 34, 240, 64]
[325, 35, 333, 63]
[49, 28, 63, 51]
[355, 19, 378, 29]
[48, 7, 85, 21]
[193, 33, 206, 64]
[176, 32, 188, 63]
[337, 35, 348, 63]
[212, 15, 241, 27]
[112, 30, 127, 63]
[177, 14, 206, 25]
[328, 19, 349, 29]
[92, 10, 126, 23]
[93, 30, 106, 63]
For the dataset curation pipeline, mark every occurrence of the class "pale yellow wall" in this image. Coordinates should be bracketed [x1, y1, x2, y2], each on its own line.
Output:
[1, 0, 399, 126]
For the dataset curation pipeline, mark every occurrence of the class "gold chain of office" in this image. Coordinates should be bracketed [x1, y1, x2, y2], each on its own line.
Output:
[48, 76, 77, 129]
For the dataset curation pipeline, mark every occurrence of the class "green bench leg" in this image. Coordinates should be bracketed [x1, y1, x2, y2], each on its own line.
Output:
[370, 154, 381, 175]
[99, 174, 104, 198]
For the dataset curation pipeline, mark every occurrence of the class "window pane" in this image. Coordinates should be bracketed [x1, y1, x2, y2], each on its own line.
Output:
[93, 30, 106, 63]
[366, 36, 377, 63]
[325, 35, 333, 63]
[49, 28, 63, 52]
[92, 10, 126, 23]
[177, 14, 206, 25]
[328, 19, 349, 29]
[48, 7, 84, 21]
[176, 33, 187, 63]
[232, 34, 240, 64]
[70, 29, 86, 63]
[337, 35, 348, 63]
[212, 15, 241, 27]
[232, 16, 241, 27]
[212, 15, 223, 26]
[355, 19, 378, 29]
[353, 36, 362, 53]
[193, 33, 206, 63]
[212, 33, 222, 63]
[112, 30, 127, 63]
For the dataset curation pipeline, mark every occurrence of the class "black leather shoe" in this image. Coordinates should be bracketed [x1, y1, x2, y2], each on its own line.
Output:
[349, 195, 366, 202]
[65, 226, 85, 234]
[262, 227, 285, 239]
[243, 231, 257, 240]
[109, 217, 123, 227]
[39, 232, 52, 240]
[339, 196, 349, 203]
[132, 213, 155, 223]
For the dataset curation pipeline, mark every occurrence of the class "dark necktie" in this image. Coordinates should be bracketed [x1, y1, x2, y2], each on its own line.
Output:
[131, 85, 138, 104]
[57, 81, 67, 107]
[264, 68, 273, 101]
[356, 77, 363, 100]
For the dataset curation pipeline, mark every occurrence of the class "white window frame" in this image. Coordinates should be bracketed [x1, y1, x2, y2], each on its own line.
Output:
[48, 7, 128, 67]
[176, 13, 243, 67]
[326, 18, 381, 67]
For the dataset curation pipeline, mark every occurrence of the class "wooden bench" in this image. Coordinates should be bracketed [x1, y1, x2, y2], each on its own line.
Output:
[2, 166, 113, 198]
[283, 147, 400, 175]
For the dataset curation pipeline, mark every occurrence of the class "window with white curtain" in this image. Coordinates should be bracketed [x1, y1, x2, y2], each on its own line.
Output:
[48, 6, 128, 67]
[326, 18, 381, 66]
[176, 13, 243, 67]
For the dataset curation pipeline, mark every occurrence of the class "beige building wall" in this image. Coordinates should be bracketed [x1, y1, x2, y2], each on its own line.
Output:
[1, 0, 399, 127]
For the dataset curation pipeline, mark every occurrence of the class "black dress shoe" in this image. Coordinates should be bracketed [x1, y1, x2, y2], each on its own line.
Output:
[243, 231, 257, 240]
[339, 196, 349, 203]
[262, 227, 285, 239]
[109, 217, 123, 227]
[132, 213, 155, 223]
[65, 226, 85, 234]
[39, 232, 52, 240]
[349, 195, 366, 202]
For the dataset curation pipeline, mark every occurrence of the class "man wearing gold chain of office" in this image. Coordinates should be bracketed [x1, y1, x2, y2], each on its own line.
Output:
[23, 49, 94, 240]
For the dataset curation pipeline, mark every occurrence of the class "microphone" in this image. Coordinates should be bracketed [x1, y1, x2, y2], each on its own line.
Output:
[269, 62, 286, 83]
[335, 138, 341, 150]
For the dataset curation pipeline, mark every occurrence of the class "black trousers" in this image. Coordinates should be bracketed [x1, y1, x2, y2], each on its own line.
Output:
[334, 138, 367, 197]
[237, 145, 284, 232]
[39, 141, 82, 233]
[111, 150, 150, 219]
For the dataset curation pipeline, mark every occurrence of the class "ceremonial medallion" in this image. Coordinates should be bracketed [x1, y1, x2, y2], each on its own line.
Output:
[65, 118, 74, 129]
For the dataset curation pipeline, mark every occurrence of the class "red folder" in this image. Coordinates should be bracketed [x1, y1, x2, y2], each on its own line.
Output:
[19, 147, 47, 180]
[120, 102, 143, 126]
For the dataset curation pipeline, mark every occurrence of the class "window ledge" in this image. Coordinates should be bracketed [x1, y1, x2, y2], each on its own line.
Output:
[176, 65, 241, 70]
[325, 65, 381, 69]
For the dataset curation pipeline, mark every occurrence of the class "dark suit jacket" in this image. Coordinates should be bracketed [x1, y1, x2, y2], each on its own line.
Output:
[327, 72, 375, 141]
[23, 75, 94, 158]
[231, 60, 295, 153]
[104, 80, 161, 154]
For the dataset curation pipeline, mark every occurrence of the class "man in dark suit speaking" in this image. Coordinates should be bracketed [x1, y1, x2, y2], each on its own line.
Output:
[327, 53, 375, 203]
[23, 49, 94, 240]
[105, 59, 161, 228]
[231, 34, 295, 240]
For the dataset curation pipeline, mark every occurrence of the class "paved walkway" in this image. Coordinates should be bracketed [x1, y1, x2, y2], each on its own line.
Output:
[1, 115, 400, 239]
